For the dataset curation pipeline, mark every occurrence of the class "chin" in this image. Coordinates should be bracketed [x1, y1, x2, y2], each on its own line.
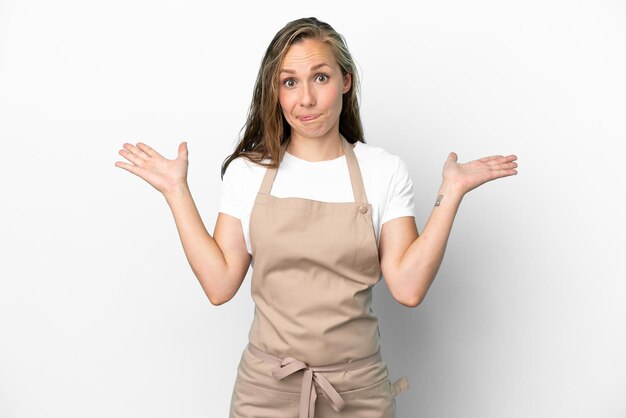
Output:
[296, 128, 328, 138]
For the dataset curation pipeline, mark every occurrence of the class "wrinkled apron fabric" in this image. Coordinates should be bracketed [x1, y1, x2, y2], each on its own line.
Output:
[229, 135, 409, 417]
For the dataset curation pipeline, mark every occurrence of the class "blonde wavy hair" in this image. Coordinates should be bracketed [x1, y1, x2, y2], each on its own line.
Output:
[220, 17, 365, 179]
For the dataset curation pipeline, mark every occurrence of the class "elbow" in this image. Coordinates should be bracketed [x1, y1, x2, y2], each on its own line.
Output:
[209, 295, 226, 306]
[397, 286, 424, 308]
[200, 279, 225, 306]
[206, 287, 232, 306]
[200, 271, 234, 306]
[400, 295, 422, 308]
[208, 290, 234, 306]
[397, 271, 434, 308]
[392, 289, 422, 308]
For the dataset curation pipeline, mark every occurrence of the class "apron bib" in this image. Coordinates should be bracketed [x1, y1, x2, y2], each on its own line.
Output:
[229, 135, 409, 418]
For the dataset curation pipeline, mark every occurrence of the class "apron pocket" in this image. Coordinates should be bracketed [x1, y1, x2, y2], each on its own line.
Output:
[234, 377, 301, 402]
[333, 375, 391, 400]
[315, 376, 396, 417]
[229, 377, 301, 418]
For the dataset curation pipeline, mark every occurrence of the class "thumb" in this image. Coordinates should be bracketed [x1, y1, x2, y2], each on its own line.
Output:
[448, 152, 458, 161]
[178, 141, 188, 158]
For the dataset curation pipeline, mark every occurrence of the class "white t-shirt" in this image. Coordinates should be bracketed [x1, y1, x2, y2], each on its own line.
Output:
[218, 140, 415, 256]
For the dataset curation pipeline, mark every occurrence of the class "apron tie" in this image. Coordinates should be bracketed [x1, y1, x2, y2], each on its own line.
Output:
[247, 343, 383, 418]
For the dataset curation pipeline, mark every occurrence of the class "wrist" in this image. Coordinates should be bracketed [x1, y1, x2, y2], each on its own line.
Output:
[438, 181, 465, 199]
[163, 182, 190, 204]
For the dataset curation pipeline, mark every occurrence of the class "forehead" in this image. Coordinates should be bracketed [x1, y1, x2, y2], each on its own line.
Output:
[280, 38, 339, 71]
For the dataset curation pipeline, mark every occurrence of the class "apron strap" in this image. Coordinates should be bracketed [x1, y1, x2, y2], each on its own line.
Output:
[341, 134, 368, 204]
[257, 135, 369, 205]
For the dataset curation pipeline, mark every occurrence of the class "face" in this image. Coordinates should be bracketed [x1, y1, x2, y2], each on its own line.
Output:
[278, 38, 351, 141]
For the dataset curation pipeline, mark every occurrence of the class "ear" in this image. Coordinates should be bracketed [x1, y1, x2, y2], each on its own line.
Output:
[342, 72, 352, 94]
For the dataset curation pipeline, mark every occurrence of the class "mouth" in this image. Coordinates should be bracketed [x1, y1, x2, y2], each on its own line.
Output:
[298, 114, 320, 122]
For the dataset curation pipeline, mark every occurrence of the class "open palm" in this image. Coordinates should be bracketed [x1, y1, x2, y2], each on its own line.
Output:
[114, 141, 189, 196]
[442, 152, 518, 195]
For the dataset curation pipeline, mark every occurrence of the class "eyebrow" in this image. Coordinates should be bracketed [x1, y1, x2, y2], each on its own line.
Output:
[279, 63, 331, 74]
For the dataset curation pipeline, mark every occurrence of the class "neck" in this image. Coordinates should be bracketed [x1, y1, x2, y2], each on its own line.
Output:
[286, 132, 353, 162]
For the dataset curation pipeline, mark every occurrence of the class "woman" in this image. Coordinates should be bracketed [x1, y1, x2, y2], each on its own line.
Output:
[115, 17, 518, 418]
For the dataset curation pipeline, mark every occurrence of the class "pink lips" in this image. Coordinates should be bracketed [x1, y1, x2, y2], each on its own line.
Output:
[299, 114, 320, 121]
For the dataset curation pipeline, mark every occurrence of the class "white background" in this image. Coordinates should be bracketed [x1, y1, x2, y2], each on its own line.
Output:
[1, 1, 625, 417]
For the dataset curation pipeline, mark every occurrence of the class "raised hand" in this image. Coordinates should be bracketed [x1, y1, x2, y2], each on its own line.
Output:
[442, 152, 518, 196]
[115, 141, 190, 197]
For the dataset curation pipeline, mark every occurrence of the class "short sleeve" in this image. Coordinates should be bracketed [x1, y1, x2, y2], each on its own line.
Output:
[218, 159, 243, 220]
[381, 156, 415, 225]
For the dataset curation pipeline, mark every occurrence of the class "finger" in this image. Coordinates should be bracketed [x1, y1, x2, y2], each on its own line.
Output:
[114, 160, 148, 178]
[489, 161, 518, 170]
[137, 142, 162, 159]
[494, 155, 517, 162]
[178, 141, 188, 159]
[491, 168, 518, 178]
[118, 148, 146, 168]
[123, 142, 151, 159]
[478, 155, 504, 163]
[483, 156, 518, 168]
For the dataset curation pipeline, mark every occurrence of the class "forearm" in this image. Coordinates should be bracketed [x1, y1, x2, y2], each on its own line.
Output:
[163, 184, 228, 304]
[397, 181, 464, 306]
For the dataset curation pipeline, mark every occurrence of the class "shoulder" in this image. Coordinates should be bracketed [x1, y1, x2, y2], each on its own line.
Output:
[222, 154, 268, 181]
[354, 140, 406, 176]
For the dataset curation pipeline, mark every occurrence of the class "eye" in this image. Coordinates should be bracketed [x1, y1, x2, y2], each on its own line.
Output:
[283, 78, 296, 88]
[316, 73, 329, 82]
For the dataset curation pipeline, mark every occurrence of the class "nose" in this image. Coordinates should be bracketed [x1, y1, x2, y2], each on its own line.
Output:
[300, 83, 316, 107]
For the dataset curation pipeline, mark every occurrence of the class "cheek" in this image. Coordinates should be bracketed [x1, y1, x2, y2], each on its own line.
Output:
[278, 93, 285, 110]
[278, 92, 293, 114]
[327, 86, 344, 108]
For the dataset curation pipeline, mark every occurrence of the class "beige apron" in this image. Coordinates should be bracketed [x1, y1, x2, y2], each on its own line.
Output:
[229, 135, 409, 418]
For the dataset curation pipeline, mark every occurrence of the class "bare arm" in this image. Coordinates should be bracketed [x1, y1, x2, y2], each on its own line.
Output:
[380, 182, 462, 307]
[164, 185, 251, 306]
[380, 152, 518, 307]
[115, 141, 250, 306]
